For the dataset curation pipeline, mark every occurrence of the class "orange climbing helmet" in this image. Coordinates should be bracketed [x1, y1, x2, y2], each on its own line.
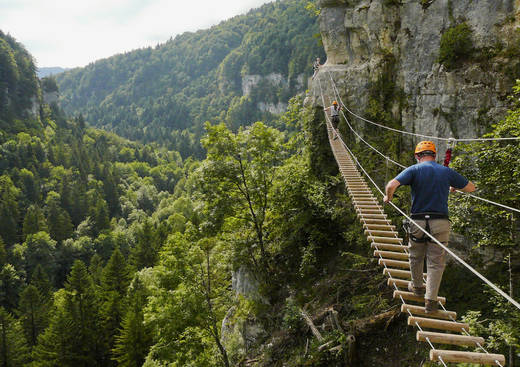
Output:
[332, 101, 338, 105]
[415, 141, 436, 155]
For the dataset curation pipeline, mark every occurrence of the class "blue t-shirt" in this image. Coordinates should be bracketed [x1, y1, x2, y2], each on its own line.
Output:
[395, 161, 469, 215]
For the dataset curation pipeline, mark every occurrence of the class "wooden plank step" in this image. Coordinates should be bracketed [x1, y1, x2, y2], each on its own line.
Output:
[356, 204, 381, 209]
[430, 350, 505, 366]
[354, 202, 379, 206]
[364, 229, 398, 237]
[360, 214, 387, 219]
[367, 236, 402, 244]
[388, 278, 411, 288]
[364, 218, 392, 224]
[379, 259, 410, 269]
[401, 304, 456, 320]
[358, 210, 383, 215]
[371, 243, 407, 252]
[374, 250, 409, 260]
[364, 224, 396, 230]
[408, 316, 469, 333]
[394, 291, 446, 305]
[383, 268, 415, 279]
[417, 331, 483, 347]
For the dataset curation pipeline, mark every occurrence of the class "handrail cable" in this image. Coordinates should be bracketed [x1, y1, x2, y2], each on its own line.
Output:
[320, 75, 520, 313]
[326, 70, 520, 142]
[325, 73, 520, 215]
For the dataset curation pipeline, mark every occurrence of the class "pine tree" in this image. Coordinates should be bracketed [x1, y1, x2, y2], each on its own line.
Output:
[19, 285, 49, 346]
[45, 191, 73, 242]
[21, 231, 56, 283]
[0, 264, 22, 310]
[89, 253, 104, 286]
[101, 248, 131, 364]
[0, 175, 20, 245]
[30, 264, 52, 300]
[22, 205, 48, 240]
[112, 274, 152, 367]
[0, 307, 30, 366]
[33, 261, 105, 366]
[129, 219, 159, 270]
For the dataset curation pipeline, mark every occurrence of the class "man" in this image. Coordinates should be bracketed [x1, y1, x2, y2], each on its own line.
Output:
[312, 57, 321, 79]
[383, 141, 475, 313]
[324, 101, 341, 139]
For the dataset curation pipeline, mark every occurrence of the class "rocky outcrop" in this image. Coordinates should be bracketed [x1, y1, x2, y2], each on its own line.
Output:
[309, 0, 520, 152]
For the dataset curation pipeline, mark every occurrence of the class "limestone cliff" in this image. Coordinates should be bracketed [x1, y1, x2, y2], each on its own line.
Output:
[308, 0, 520, 151]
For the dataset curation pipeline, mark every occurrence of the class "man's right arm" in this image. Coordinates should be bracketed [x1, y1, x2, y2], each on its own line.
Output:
[457, 181, 476, 192]
[383, 179, 401, 203]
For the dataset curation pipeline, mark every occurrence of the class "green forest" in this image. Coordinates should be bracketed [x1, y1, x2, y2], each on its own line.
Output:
[1, 0, 520, 366]
[55, 0, 325, 158]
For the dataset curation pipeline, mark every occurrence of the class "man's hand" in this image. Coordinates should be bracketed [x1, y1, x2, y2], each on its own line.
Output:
[383, 195, 391, 203]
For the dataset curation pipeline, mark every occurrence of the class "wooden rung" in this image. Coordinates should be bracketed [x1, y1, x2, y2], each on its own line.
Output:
[364, 218, 392, 224]
[401, 304, 456, 320]
[364, 229, 398, 237]
[394, 291, 446, 305]
[372, 243, 407, 252]
[374, 250, 409, 260]
[388, 278, 410, 288]
[360, 214, 387, 219]
[417, 331, 484, 347]
[430, 350, 505, 366]
[364, 224, 396, 230]
[358, 209, 383, 215]
[379, 259, 410, 269]
[384, 268, 413, 279]
[367, 236, 402, 244]
[408, 316, 469, 332]
[356, 204, 381, 209]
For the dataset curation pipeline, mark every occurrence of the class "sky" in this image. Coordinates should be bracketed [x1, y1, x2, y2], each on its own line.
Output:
[1, 0, 274, 69]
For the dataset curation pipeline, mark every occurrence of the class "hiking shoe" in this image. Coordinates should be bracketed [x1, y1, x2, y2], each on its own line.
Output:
[425, 299, 438, 314]
[408, 282, 426, 297]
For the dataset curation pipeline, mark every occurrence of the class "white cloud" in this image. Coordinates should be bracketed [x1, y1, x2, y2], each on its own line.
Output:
[0, 0, 273, 68]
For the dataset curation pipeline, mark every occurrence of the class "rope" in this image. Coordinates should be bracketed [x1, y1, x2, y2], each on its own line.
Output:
[320, 106, 448, 366]
[328, 120, 510, 366]
[331, 121, 520, 312]
[325, 74, 520, 215]
[326, 71, 520, 142]
[321, 81, 517, 367]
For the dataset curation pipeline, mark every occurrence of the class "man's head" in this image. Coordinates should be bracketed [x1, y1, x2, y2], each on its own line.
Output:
[333, 101, 338, 106]
[414, 141, 436, 161]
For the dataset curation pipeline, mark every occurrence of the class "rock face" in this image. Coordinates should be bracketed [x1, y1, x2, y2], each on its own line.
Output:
[309, 0, 520, 151]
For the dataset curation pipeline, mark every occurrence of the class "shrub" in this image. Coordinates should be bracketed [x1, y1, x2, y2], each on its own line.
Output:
[438, 22, 473, 70]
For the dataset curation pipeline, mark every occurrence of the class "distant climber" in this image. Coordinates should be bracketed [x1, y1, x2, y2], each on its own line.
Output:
[312, 57, 321, 79]
[324, 101, 341, 139]
[382, 141, 475, 313]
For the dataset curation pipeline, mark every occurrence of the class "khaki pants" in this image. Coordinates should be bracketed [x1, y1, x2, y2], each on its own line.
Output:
[409, 218, 450, 301]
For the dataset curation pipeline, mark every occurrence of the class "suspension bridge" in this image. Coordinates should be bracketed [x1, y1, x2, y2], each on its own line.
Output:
[316, 70, 520, 366]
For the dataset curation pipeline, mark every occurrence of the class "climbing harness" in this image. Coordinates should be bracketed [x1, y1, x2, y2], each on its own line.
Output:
[407, 213, 449, 243]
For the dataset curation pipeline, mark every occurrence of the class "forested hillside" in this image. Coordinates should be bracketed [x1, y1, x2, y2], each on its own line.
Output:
[56, 0, 325, 158]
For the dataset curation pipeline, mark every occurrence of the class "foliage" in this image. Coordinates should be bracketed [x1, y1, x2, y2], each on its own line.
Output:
[198, 121, 285, 277]
[438, 22, 474, 70]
